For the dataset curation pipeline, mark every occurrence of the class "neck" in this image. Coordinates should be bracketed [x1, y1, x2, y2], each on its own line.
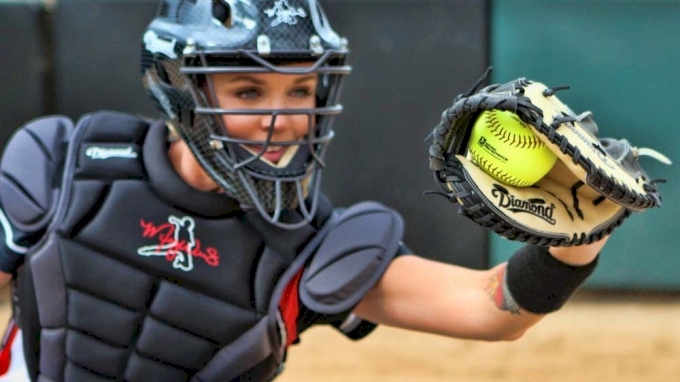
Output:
[168, 140, 221, 192]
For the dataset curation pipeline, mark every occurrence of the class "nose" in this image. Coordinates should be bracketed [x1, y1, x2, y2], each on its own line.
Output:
[260, 111, 293, 134]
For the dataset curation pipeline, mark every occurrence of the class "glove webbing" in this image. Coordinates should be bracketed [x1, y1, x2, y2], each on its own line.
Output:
[516, 107, 661, 210]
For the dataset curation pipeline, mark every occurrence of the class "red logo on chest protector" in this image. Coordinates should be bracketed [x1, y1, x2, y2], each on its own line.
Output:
[137, 215, 220, 272]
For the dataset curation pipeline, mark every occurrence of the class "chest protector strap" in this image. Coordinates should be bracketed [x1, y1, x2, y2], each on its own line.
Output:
[193, 211, 340, 382]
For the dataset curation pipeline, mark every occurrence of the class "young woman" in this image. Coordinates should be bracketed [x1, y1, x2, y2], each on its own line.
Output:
[0, 1, 606, 381]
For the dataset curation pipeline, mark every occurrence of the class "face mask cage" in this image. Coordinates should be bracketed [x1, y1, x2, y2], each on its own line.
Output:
[173, 49, 350, 229]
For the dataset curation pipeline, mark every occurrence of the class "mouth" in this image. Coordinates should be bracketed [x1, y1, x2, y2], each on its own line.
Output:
[245, 145, 287, 164]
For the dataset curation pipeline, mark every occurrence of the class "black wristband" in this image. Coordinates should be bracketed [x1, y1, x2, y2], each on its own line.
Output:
[506, 244, 598, 314]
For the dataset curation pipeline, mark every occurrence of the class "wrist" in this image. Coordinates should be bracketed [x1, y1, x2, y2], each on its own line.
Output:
[505, 244, 599, 314]
[548, 235, 609, 266]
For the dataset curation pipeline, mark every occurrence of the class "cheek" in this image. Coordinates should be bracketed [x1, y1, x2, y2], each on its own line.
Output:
[292, 115, 314, 137]
[222, 115, 258, 139]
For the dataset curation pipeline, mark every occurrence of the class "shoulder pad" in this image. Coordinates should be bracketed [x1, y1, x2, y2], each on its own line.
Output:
[299, 201, 405, 315]
[0, 116, 74, 232]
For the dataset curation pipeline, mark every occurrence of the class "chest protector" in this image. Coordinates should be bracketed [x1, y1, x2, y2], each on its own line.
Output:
[0, 111, 404, 382]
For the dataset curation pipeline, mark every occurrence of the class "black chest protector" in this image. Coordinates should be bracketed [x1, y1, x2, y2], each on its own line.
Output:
[0, 111, 404, 382]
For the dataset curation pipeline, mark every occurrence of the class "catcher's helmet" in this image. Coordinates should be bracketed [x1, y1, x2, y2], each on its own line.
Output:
[141, 0, 350, 229]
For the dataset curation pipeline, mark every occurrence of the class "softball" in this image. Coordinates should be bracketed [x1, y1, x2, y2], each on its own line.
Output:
[468, 110, 557, 187]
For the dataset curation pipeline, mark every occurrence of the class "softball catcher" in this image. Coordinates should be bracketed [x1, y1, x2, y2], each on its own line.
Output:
[0, 2, 668, 382]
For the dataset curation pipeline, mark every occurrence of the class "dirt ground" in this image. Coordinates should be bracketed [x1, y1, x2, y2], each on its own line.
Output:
[2, 288, 679, 382]
[279, 292, 680, 382]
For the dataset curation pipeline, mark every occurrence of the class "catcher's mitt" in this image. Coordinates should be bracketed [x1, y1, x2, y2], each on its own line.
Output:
[428, 68, 671, 246]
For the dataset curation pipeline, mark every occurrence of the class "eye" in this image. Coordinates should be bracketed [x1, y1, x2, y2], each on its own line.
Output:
[235, 88, 261, 100]
[290, 87, 314, 98]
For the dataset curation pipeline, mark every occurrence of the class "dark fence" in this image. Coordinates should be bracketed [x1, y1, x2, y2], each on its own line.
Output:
[0, 0, 490, 268]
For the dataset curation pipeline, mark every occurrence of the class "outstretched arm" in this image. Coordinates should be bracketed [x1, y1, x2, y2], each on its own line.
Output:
[353, 237, 607, 341]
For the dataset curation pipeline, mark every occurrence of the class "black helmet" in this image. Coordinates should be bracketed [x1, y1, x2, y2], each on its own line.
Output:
[141, 0, 350, 229]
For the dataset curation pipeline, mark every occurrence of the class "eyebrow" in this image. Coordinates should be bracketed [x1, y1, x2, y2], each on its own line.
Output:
[226, 74, 317, 85]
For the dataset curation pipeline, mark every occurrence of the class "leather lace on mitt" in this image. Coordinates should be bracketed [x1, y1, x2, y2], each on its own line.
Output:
[428, 68, 671, 246]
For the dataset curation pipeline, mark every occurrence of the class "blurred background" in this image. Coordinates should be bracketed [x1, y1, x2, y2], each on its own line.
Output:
[1, 0, 678, 288]
[0, 0, 679, 381]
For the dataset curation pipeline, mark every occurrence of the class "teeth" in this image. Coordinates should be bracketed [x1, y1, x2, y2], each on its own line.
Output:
[244, 145, 284, 155]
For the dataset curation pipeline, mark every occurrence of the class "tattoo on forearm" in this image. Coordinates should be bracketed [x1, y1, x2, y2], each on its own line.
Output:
[485, 266, 522, 315]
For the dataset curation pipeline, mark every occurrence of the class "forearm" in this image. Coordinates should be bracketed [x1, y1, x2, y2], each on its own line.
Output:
[353, 238, 607, 342]
[353, 256, 545, 341]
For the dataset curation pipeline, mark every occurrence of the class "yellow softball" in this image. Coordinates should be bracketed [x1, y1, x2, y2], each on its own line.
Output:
[468, 110, 557, 187]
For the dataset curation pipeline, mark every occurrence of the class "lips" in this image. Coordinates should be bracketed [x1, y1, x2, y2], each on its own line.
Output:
[245, 145, 286, 164]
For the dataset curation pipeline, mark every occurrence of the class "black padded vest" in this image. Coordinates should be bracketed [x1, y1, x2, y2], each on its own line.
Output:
[3, 111, 404, 382]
